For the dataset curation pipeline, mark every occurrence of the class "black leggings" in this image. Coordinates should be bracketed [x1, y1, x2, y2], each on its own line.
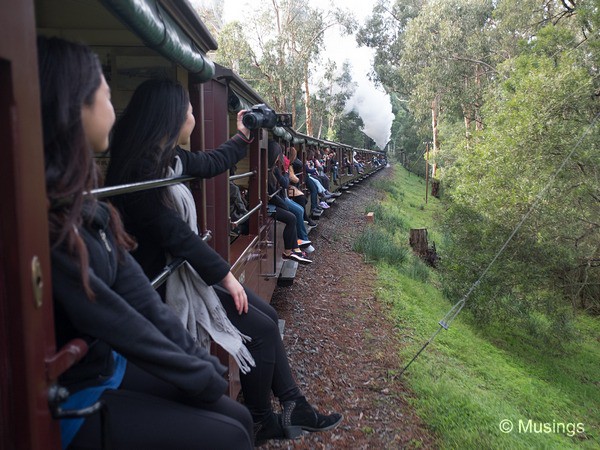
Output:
[69, 363, 253, 450]
[216, 286, 301, 418]
[274, 206, 298, 250]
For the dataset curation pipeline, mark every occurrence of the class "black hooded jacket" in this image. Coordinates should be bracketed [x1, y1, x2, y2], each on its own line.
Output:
[52, 202, 228, 400]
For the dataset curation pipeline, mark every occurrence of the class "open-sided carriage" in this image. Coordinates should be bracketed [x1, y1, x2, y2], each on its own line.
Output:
[0, 1, 385, 448]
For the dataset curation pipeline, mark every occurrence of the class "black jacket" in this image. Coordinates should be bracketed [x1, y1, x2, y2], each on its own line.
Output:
[52, 202, 228, 400]
[268, 166, 290, 210]
[113, 135, 249, 286]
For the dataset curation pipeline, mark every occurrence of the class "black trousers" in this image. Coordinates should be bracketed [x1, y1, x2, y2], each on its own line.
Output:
[216, 286, 301, 418]
[273, 206, 298, 250]
[69, 363, 253, 450]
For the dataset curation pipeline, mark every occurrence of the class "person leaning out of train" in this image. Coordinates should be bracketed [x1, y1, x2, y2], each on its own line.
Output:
[105, 79, 342, 443]
[39, 36, 254, 449]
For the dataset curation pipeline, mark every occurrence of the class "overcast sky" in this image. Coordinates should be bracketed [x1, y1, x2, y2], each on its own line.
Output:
[193, 0, 393, 148]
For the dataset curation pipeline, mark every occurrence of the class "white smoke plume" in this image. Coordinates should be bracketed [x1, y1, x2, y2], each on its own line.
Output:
[344, 67, 394, 149]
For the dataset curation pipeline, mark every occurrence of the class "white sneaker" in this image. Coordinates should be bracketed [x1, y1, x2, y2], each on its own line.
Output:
[304, 245, 315, 254]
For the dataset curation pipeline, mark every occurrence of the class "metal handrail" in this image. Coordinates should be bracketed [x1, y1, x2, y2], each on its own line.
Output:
[229, 170, 256, 182]
[231, 201, 262, 227]
[89, 175, 196, 199]
[150, 230, 212, 289]
[268, 188, 282, 200]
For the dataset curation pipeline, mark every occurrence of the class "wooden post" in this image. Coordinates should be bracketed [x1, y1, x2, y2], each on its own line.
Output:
[409, 228, 428, 256]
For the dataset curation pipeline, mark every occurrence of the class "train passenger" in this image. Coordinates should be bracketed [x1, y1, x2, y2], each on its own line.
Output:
[353, 152, 365, 174]
[291, 156, 325, 216]
[261, 141, 314, 263]
[230, 166, 250, 236]
[39, 36, 254, 450]
[286, 147, 318, 229]
[344, 155, 353, 175]
[306, 169, 333, 210]
[325, 149, 340, 185]
[306, 151, 331, 191]
[105, 79, 342, 442]
[268, 141, 314, 252]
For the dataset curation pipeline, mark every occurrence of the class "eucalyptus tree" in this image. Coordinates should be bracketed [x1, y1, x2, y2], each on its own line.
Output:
[213, 21, 260, 78]
[359, 0, 496, 177]
[442, 3, 600, 334]
[194, 0, 225, 37]
[212, 0, 355, 133]
[312, 60, 357, 141]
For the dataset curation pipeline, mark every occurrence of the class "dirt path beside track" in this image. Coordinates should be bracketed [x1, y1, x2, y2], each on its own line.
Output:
[264, 168, 437, 449]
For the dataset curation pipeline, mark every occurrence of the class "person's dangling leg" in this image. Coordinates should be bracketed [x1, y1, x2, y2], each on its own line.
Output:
[291, 195, 315, 226]
[273, 206, 297, 251]
[216, 287, 300, 440]
[305, 176, 319, 213]
[284, 198, 309, 241]
[69, 363, 254, 450]
[274, 206, 311, 264]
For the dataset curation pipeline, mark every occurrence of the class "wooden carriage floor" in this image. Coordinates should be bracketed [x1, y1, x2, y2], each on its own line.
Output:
[264, 168, 437, 449]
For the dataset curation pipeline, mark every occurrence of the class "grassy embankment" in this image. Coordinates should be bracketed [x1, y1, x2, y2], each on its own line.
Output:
[354, 165, 600, 449]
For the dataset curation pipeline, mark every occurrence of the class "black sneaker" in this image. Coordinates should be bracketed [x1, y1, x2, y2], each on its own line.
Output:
[281, 398, 343, 434]
[283, 252, 312, 265]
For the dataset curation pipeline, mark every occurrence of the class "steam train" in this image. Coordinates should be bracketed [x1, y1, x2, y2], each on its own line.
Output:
[0, 0, 385, 448]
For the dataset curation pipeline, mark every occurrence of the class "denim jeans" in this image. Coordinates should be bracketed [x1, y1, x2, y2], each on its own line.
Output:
[284, 197, 309, 241]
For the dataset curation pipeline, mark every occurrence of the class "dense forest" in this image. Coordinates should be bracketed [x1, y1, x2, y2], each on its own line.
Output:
[358, 0, 599, 342]
[199, 0, 599, 343]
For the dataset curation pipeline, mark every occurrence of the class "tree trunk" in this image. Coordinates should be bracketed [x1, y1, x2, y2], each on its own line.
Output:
[462, 103, 471, 151]
[475, 63, 483, 132]
[431, 97, 439, 178]
[409, 228, 428, 257]
[304, 62, 313, 136]
[431, 181, 440, 198]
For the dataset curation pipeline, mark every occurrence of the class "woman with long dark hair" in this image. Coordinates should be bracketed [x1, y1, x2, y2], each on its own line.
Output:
[106, 79, 342, 442]
[40, 36, 253, 449]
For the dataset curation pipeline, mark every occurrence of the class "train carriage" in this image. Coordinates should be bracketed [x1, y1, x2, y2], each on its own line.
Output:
[0, 1, 386, 448]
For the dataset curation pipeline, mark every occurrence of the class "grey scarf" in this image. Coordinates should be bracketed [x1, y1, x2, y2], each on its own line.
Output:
[165, 156, 255, 374]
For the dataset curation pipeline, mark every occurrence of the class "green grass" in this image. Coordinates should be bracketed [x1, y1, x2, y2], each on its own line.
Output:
[357, 166, 600, 449]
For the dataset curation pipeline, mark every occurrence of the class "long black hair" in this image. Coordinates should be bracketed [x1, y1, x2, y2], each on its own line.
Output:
[38, 36, 133, 298]
[106, 79, 190, 207]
